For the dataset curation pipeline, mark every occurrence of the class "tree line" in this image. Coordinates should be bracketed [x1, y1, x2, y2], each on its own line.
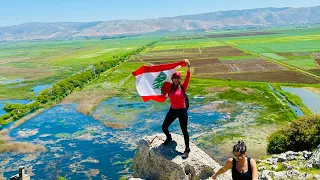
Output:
[0, 40, 158, 125]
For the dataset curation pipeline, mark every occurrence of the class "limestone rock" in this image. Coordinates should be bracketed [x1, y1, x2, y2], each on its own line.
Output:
[286, 169, 309, 180]
[277, 154, 287, 162]
[313, 174, 320, 180]
[132, 133, 231, 180]
[303, 150, 313, 160]
[261, 170, 286, 180]
[305, 144, 320, 169]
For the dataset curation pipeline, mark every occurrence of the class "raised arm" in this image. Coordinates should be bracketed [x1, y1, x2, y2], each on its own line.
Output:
[182, 60, 191, 91]
[212, 158, 233, 180]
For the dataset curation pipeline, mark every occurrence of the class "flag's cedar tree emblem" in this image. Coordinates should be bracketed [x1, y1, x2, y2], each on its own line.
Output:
[153, 71, 167, 91]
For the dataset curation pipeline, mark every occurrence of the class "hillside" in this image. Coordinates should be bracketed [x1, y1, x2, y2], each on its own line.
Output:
[0, 6, 320, 41]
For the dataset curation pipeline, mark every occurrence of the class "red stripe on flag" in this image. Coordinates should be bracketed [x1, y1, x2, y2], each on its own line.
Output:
[132, 60, 187, 76]
[161, 81, 172, 96]
[141, 95, 167, 102]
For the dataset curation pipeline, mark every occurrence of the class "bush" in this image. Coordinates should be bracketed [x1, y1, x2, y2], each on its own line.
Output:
[267, 115, 320, 154]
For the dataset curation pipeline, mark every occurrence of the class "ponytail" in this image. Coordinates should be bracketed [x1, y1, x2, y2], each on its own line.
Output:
[233, 141, 247, 153]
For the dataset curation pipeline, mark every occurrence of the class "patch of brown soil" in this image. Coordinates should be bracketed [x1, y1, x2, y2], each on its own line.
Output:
[0, 132, 46, 153]
[201, 47, 244, 56]
[309, 68, 320, 75]
[149, 49, 184, 53]
[304, 87, 320, 96]
[223, 59, 286, 72]
[216, 103, 236, 113]
[235, 88, 255, 94]
[189, 58, 221, 67]
[0, 57, 30, 64]
[198, 70, 320, 84]
[0, 141, 46, 153]
[103, 121, 127, 129]
[62, 90, 117, 115]
[206, 86, 231, 93]
[194, 64, 234, 74]
[183, 48, 200, 53]
[0, 66, 53, 79]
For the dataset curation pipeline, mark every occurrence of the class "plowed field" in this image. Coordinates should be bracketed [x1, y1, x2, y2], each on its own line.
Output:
[197, 70, 320, 84]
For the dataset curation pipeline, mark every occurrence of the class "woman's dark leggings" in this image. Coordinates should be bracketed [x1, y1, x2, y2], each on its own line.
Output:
[162, 108, 189, 149]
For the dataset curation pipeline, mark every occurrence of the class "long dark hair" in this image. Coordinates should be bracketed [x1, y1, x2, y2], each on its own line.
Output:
[170, 77, 182, 91]
[233, 141, 247, 154]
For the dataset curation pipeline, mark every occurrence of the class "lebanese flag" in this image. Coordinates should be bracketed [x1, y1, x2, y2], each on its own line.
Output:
[132, 60, 187, 102]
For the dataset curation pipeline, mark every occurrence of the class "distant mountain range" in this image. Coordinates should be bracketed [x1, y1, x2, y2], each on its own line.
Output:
[1, 6, 320, 41]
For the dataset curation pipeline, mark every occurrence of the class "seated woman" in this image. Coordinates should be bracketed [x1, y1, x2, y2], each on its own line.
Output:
[211, 141, 258, 180]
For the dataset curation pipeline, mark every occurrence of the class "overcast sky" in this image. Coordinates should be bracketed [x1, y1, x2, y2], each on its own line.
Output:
[1, 0, 319, 26]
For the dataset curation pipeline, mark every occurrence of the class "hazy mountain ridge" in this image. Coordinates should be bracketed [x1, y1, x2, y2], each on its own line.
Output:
[1, 6, 320, 41]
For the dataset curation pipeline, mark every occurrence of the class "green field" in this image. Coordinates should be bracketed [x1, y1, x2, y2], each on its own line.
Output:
[152, 38, 224, 50]
[1, 26, 320, 170]
[0, 36, 159, 99]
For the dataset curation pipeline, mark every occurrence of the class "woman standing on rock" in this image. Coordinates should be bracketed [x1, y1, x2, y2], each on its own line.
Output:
[162, 59, 191, 159]
[211, 141, 258, 180]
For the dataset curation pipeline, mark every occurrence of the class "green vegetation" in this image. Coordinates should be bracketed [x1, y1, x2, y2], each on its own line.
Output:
[267, 115, 320, 154]
[187, 78, 297, 124]
[219, 55, 259, 61]
[0, 36, 159, 99]
[301, 168, 320, 176]
[152, 39, 224, 50]
[271, 84, 313, 115]
[1, 26, 320, 164]
[0, 102, 40, 125]
[279, 91, 313, 115]
[282, 59, 317, 69]
[73, 130, 96, 136]
[112, 158, 133, 166]
[0, 40, 159, 125]
[55, 133, 71, 139]
[260, 53, 287, 60]
[202, 132, 244, 146]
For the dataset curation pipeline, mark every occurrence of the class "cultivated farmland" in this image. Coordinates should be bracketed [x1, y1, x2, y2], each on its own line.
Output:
[133, 36, 319, 83]
[200, 70, 320, 84]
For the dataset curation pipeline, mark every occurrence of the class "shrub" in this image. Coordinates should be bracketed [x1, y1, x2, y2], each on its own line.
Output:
[267, 115, 320, 154]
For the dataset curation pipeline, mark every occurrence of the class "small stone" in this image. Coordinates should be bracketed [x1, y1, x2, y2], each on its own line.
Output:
[277, 155, 287, 162]
[286, 155, 296, 161]
[282, 162, 292, 170]
[271, 165, 278, 170]
[261, 170, 273, 180]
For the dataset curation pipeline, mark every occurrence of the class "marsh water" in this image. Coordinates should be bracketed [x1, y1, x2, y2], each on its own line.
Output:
[32, 84, 52, 95]
[281, 87, 320, 114]
[1, 97, 231, 179]
[268, 84, 304, 116]
[1, 85, 312, 179]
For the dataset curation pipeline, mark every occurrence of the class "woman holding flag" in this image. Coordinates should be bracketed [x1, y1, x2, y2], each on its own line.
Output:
[162, 59, 191, 159]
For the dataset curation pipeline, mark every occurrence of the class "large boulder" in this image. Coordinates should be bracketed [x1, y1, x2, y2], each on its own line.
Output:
[132, 133, 231, 180]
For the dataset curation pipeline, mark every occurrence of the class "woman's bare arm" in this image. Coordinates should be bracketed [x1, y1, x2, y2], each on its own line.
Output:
[250, 158, 258, 180]
[212, 158, 233, 179]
